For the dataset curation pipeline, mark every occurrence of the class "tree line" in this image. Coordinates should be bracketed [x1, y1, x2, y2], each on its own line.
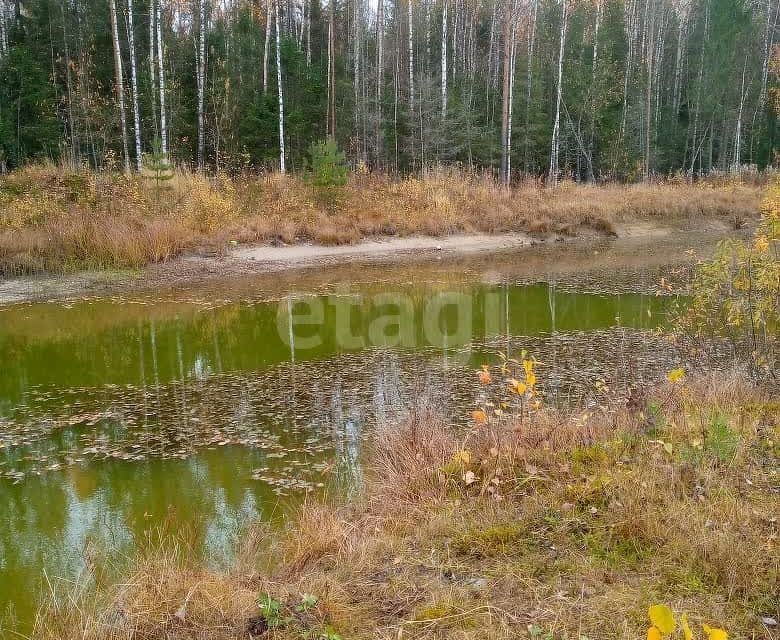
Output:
[0, 0, 776, 181]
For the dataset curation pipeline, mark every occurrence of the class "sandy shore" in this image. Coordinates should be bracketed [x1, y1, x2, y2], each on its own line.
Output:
[0, 220, 735, 306]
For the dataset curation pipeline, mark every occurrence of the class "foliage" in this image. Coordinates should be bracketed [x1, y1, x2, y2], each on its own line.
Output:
[647, 605, 727, 640]
[305, 139, 349, 211]
[142, 138, 174, 203]
[676, 181, 779, 379]
[256, 592, 340, 638]
[0, 0, 776, 176]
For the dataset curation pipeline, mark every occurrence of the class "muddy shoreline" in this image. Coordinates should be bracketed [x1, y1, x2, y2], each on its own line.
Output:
[0, 220, 741, 306]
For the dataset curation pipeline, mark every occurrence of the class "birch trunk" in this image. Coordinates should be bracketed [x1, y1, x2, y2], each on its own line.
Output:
[275, 0, 286, 173]
[643, 0, 655, 179]
[110, 0, 131, 173]
[305, 0, 310, 65]
[507, 6, 517, 181]
[148, 0, 158, 140]
[732, 55, 748, 172]
[327, 0, 335, 138]
[263, 0, 271, 92]
[500, 7, 510, 184]
[376, 0, 384, 161]
[196, 0, 206, 171]
[126, 0, 142, 169]
[441, 0, 447, 119]
[156, 0, 168, 155]
[408, 0, 414, 113]
[0, 0, 8, 56]
[524, 0, 537, 171]
[61, 0, 78, 165]
[354, 0, 361, 158]
[549, 0, 567, 187]
[588, 0, 601, 180]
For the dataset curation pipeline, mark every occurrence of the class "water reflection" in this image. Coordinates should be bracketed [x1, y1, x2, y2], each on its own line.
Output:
[0, 279, 680, 634]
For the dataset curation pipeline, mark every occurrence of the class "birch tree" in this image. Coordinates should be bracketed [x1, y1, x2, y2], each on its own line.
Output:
[275, 0, 286, 173]
[549, 0, 567, 187]
[441, 0, 447, 119]
[109, 0, 131, 172]
[156, 0, 168, 155]
[196, 0, 206, 170]
[125, 0, 142, 169]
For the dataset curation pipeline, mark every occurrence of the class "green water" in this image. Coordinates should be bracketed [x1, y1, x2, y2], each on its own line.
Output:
[0, 249, 683, 634]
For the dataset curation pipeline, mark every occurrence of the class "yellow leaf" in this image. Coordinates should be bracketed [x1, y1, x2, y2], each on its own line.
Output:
[649, 605, 677, 635]
[667, 368, 685, 383]
[682, 614, 693, 640]
[648, 627, 663, 640]
[702, 624, 727, 640]
[471, 409, 487, 424]
[522, 359, 537, 387]
[508, 378, 527, 394]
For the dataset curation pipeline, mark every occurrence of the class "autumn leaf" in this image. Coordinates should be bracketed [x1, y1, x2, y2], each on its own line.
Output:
[648, 627, 663, 640]
[667, 368, 686, 383]
[508, 378, 527, 394]
[478, 366, 492, 384]
[702, 624, 727, 640]
[754, 235, 769, 252]
[682, 614, 693, 640]
[522, 359, 537, 387]
[648, 604, 677, 635]
[471, 409, 487, 424]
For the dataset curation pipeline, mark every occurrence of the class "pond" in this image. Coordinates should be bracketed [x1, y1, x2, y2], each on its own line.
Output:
[0, 234, 703, 635]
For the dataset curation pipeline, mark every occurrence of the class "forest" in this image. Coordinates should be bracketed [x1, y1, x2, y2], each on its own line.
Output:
[0, 0, 776, 182]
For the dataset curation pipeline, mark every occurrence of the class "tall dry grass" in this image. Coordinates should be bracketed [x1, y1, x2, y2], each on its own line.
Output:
[0, 164, 765, 276]
[32, 371, 779, 640]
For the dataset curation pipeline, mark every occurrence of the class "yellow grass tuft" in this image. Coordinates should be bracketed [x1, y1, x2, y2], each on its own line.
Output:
[0, 164, 765, 276]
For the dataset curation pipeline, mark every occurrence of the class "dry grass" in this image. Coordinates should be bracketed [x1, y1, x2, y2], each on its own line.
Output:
[33, 371, 779, 640]
[0, 164, 765, 276]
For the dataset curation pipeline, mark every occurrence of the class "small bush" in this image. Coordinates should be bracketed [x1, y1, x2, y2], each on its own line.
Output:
[306, 140, 348, 211]
[676, 180, 779, 380]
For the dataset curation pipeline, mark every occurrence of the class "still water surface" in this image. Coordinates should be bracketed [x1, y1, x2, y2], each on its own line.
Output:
[0, 240, 694, 633]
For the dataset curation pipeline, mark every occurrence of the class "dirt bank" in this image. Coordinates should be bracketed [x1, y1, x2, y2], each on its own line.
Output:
[0, 219, 740, 306]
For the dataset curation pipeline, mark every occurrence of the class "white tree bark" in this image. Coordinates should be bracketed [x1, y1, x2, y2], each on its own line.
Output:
[525, 0, 537, 169]
[196, 0, 206, 171]
[327, 0, 335, 138]
[263, 0, 271, 92]
[275, 0, 286, 173]
[156, 0, 168, 155]
[643, 0, 655, 179]
[408, 0, 414, 113]
[376, 0, 384, 159]
[354, 0, 361, 156]
[549, 0, 567, 187]
[125, 0, 142, 169]
[148, 0, 158, 140]
[441, 0, 447, 119]
[507, 3, 517, 181]
[110, 0, 131, 173]
[0, 0, 8, 56]
[733, 55, 748, 172]
[305, 0, 310, 65]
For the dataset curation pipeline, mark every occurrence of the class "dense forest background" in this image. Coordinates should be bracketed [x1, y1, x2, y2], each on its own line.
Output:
[0, 0, 776, 181]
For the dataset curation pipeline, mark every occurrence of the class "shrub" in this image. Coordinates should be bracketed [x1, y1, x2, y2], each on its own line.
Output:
[306, 140, 348, 211]
[676, 180, 779, 380]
